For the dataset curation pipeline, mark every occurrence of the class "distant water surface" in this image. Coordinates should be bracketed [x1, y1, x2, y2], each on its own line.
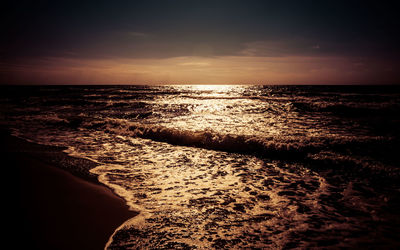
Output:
[1, 85, 399, 248]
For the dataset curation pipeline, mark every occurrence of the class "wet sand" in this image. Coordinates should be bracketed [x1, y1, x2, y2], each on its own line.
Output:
[2, 131, 138, 250]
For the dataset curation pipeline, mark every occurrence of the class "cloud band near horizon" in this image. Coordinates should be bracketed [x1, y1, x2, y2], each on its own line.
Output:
[1, 0, 399, 84]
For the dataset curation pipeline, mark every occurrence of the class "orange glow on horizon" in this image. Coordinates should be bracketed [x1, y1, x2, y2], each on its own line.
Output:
[1, 55, 395, 85]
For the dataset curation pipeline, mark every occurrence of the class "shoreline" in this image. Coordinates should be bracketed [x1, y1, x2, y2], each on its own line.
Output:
[1, 130, 138, 250]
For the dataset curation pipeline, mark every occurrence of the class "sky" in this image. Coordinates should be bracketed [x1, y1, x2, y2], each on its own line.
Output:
[1, 0, 399, 85]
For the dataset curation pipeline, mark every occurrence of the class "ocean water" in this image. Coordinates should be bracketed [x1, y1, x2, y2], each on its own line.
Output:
[1, 85, 399, 248]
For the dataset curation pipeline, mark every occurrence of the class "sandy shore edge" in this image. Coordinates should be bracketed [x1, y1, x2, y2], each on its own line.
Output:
[1, 130, 138, 250]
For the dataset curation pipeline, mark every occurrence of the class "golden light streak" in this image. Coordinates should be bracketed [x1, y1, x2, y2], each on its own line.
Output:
[2, 55, 389, 85]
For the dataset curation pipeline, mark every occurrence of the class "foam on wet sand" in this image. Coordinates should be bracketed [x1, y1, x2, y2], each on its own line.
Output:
[2, 131, 138, 250]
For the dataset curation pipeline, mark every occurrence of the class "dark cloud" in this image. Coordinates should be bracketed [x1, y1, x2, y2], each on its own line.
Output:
[2, 0, 399, 60]
[1, 0, 399, 85]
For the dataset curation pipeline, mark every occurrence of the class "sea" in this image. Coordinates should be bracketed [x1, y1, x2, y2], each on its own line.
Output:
[1, 85, 399, 249]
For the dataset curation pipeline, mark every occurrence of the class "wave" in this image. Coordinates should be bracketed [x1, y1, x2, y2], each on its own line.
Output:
[292, 101, 400, 118]
[84, 119, 321, 159]
[81, 118, 400, 181]
[178, 95, 268, 100]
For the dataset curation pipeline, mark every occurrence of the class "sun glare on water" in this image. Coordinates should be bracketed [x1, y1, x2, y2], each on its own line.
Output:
[169, 85, 245, 98]
[190, 84, 236, 92]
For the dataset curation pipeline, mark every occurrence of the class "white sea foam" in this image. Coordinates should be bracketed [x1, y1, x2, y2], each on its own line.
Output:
[1, 85, 399, 248]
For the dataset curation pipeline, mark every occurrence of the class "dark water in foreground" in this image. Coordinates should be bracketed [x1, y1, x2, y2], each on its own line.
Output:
[1, 85, 399, 248]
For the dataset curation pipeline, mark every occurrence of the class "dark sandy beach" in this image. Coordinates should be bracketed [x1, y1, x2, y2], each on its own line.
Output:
[1, 131, 137, 250]
[1, 85, 400, 248]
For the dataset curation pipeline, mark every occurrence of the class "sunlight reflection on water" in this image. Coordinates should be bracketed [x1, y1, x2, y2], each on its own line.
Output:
[2, 85, 399, 248]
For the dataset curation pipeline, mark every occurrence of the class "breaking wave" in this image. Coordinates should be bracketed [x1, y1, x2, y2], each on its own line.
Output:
[131, 127, 317, 158]
[83, 119, 327, 159]
[81, 118, 400, 181]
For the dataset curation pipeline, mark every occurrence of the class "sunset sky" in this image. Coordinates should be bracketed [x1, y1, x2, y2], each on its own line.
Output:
[1, 0, 399, 85]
